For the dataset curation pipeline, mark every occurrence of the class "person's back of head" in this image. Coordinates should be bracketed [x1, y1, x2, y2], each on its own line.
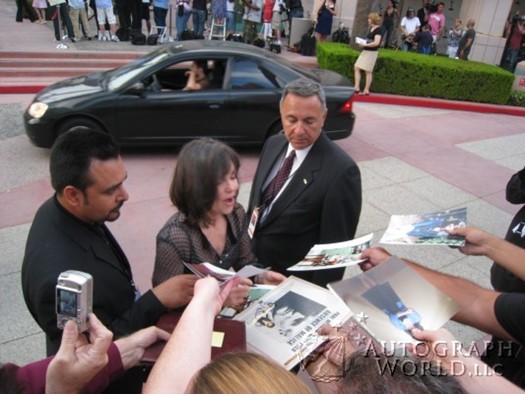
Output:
[50, 128, 120, 195]
[467, 19, 476, 29]
[337, 352, 464, 394]
[187, 352, 311, 393]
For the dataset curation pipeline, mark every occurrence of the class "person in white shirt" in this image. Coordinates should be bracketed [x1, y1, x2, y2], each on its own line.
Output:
[400, 8, 420, 51]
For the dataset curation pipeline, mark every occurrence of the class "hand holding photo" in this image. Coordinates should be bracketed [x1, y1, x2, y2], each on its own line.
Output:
[182, 262, 268, 283]
[328, 256, 460, 346]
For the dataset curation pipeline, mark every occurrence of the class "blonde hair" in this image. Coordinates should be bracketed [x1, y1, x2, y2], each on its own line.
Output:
[187, 353, 311, 394]
[368, 12, 381, 25]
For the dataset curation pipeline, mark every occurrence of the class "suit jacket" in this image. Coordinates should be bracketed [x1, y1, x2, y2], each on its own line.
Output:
[248, 133, 362, 287]
[21, 197, 166, 356]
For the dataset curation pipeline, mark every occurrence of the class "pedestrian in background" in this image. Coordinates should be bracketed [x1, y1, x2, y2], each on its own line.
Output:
[501, 14, 525, 72]
[381, 0, 399, 48]
[400, 7, 420, 51]
[456, 19, 476, 60]
[447, 18, 463, 58]
[192, 0, 207, 37]
[32, 0, 47, 24]
[69, 0, 93, 41]
[354, 12, 384, 95]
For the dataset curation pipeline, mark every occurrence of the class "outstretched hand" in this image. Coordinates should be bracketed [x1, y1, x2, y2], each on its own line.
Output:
[114, 326, 171, 370]
[447, 226, 492, 256]
[46, 313, 112, 394]
[195, 276, 241, 316]
[153, 274, 199, 309]
[359, 247, 392, 271]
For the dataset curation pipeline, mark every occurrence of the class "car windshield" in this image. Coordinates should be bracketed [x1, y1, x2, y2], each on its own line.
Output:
[105, 48, 173, 90]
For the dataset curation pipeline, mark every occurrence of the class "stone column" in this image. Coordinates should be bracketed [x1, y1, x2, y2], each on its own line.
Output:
[459, 0, 513, 64]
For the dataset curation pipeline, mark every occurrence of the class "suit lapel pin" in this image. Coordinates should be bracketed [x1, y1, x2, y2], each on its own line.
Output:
[303, 178, 307, 185]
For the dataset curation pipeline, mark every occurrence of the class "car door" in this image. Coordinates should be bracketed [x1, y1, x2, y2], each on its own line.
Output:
[115, 58, 232, 146]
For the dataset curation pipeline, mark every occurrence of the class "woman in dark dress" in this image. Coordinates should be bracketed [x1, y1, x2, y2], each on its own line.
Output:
[381, 0, 399, 48]
[315, 0, 336, 42]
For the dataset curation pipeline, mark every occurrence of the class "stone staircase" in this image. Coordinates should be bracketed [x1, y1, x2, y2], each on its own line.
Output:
[0, 51, 142, 93]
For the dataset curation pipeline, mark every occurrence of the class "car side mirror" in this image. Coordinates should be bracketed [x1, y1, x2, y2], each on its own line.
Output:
[127, 82, 145, 95]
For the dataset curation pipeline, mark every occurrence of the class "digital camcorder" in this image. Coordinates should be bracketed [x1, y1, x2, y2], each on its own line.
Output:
[56, 270, 93, 332]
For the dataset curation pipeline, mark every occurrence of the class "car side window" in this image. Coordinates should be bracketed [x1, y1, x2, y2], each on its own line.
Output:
[229, 58, 281, 90]
[155, 61, 193, 91]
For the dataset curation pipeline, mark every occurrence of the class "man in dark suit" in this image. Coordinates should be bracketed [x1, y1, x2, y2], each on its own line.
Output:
[21, 128, 197, 392]
[248, 78, 362, 287]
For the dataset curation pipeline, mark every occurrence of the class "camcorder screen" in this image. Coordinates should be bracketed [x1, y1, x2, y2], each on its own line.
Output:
[57, 288, 78, 317]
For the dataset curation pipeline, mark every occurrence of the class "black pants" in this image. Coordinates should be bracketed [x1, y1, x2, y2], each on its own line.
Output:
[130, 0, 143, 30]
[16, 0, 37, 22]
[116, 0, 132, 30]
[50, 3, 75, 41]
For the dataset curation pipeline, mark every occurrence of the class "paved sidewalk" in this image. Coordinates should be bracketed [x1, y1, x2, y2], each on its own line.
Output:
[2, 97, 523, 366]
[1, 0, 525, 373]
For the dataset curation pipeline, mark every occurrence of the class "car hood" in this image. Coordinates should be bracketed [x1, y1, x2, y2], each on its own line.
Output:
[36, 72, 106, 103]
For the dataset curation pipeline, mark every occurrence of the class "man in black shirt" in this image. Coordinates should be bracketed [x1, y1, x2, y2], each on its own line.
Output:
[22, 129, 197, 392]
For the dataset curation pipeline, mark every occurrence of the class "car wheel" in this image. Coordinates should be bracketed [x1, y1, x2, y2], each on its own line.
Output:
[57, 118, 103, 138]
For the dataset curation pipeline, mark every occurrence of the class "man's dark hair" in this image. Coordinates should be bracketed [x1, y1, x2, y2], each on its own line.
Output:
[50, 128, 120, 195]
[338, 352, 465, 394]
[169, 138, 240, 226]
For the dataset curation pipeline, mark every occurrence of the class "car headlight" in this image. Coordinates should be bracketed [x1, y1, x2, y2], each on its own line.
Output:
[28, 102, 48, 119]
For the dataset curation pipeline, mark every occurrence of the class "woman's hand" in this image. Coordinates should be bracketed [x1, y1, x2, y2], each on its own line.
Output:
[224, 277, 252, 311]
[256, 270, 286, 285]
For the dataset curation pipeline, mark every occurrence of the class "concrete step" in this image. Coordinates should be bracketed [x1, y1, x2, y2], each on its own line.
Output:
[0, 58, 129, 69]
[0, 50, 142, 86]
[0, 67, 108, 78]
[0, 50, 142, 60]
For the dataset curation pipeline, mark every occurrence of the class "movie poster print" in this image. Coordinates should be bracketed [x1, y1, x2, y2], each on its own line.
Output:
[235, 276, 351, 370]
[329, 256, 460, 346]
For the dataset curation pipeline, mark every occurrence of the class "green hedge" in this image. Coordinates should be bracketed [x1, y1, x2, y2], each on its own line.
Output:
[316, 43, 515, 105]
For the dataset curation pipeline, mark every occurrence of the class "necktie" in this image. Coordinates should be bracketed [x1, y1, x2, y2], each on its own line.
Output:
[261, 150, 296, 209]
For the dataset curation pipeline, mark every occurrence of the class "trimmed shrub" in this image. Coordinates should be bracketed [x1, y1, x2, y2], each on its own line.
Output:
[508, 90, 525, 107]
[316, 43, 515, 105]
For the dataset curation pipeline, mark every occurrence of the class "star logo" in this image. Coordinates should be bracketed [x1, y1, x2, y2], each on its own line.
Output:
[355, 312, 369, 325]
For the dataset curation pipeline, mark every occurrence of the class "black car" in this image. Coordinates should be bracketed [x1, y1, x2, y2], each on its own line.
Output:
[25, 40, 355, 148]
